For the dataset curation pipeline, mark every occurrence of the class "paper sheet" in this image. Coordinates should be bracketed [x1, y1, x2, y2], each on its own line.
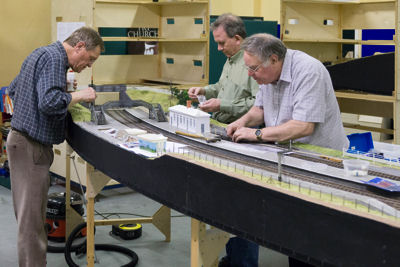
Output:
[57, 22, 85, 42]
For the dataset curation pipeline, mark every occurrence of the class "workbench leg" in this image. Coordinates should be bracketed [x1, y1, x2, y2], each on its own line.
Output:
[65, 146, 84, 238]
[86, 196, 95, 267]
[191, 218, 230, 267]
[85, 164, 110, 266]
[86, 163, 96, 267]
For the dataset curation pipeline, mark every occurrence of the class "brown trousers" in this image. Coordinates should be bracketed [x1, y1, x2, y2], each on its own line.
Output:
[7, 130, 54, 267]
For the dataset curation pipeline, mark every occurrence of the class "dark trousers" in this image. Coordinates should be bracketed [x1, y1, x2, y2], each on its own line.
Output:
[225, 237, 259, 267]
[7, 130, 53, 267]
[289, 257, 315, 267]
[224, 237, 314, 267]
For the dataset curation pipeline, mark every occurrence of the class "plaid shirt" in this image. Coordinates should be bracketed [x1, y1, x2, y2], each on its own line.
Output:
[255, 49, 349, 150]
[8, 41, 72, 145]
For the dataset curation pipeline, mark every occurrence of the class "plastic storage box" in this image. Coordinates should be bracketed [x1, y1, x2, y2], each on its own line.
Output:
[343, 159, 370, 177]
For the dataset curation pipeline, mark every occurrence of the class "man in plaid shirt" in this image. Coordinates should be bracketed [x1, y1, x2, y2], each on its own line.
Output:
[7, 27, 104, 267]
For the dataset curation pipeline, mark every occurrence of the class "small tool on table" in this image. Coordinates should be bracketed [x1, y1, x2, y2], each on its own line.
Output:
[175, 130, 221, 143]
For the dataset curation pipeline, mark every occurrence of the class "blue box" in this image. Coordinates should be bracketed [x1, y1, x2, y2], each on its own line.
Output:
[347, 132, 374, 152]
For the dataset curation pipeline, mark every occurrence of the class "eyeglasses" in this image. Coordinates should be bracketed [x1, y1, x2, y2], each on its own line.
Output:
[245, 63, 263, 73]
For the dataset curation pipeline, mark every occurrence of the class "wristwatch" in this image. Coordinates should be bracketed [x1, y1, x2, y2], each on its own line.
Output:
[255, 129, 262, 141]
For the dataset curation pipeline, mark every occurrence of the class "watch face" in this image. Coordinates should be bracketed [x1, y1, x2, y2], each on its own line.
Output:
[255, 129, 261, 138]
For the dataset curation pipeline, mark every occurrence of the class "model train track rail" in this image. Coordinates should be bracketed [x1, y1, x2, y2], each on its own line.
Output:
[105, 109, 400, 213]
[289, 153, 400, 182]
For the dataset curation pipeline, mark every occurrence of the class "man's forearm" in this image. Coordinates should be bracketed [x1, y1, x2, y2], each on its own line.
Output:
[242, 106, 264, 127]
[220, 96, 256, 119]
[262, 120, 314, 142]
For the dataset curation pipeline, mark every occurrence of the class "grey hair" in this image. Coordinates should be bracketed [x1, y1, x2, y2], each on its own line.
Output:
[64, 27, 105, 52]
[241, 33, 287, 63]
[211, 13, 246, 39]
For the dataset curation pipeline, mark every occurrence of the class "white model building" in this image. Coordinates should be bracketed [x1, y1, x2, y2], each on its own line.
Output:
[169, 105, 210, 135]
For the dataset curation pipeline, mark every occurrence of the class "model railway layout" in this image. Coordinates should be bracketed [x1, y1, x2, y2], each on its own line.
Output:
[66, 106, 400, 266]
[106, 109, 400, 214]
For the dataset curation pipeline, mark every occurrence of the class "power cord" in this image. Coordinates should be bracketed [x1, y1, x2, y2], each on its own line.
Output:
[63, 155, 138, 267]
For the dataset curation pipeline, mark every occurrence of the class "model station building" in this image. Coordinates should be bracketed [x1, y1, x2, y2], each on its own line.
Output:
[168, 105, 211, 135]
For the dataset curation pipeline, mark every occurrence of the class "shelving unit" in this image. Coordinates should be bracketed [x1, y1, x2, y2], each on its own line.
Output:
[280, 0, 400, 143]
[51, 0, 210, 186]
[51, 0, 209, 87]
[93, 0, 209, 86]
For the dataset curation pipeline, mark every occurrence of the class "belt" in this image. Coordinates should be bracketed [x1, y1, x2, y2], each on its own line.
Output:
[11, 127, 35, 142]
[11, 128, 52, 147]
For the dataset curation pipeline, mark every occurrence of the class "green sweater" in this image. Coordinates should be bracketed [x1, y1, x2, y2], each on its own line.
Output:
[204, 49, 259, 124]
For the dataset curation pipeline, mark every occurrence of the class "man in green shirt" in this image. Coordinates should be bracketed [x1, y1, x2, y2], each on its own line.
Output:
[189, 13, 260, 267]
[188, 13, 259, 124]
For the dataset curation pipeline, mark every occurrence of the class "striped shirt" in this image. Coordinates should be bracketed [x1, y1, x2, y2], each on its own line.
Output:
[8, 41, 72, 145]
[255, 49, 349, 150]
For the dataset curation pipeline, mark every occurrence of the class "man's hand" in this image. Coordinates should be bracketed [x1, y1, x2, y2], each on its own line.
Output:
[199, 98, 220, 112]
[230, 127, 257, 143]
[226, 120, 245, 137]
[76, 87, 96, 102]
[188, 87, 205, 99]
[69, 87, 97, 107]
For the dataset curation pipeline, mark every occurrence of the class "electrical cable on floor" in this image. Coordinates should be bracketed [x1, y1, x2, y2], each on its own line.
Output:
[64, 222, 138, 267]
[60, 156, 139, 266]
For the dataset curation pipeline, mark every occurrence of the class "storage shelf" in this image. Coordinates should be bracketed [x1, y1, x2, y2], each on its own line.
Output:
[282, 0, 394, 4]
[342, 123, 394, 134]
[335, 91, 395, 103]
[281, 0, 400, 142]
[52, 0, 209, 98]
[102, 37, 207, 42]
[96, 0, 208, 5]
[283, 38, 395, 45]
[92, 0, 209, 86]
[141, 77, 205, 85]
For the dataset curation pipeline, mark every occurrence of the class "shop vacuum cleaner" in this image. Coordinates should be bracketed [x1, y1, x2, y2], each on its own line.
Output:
[46, 191, 139, 266]
[46, 191, 85, 241]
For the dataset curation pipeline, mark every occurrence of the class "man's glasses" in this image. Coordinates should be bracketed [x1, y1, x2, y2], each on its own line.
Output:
[245, 63, 263, 73]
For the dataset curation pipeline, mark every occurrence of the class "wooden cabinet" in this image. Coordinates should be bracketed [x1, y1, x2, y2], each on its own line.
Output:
[280, 0, 400, 143]
[52, 0, 209, 87]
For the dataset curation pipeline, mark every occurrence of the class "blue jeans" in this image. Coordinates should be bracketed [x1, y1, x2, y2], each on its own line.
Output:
[225, 237, 259, 267]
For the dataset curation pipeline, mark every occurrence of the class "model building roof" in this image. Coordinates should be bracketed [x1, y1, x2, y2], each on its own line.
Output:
[169, 105, 210, 117]
[137, 133, 167, 142]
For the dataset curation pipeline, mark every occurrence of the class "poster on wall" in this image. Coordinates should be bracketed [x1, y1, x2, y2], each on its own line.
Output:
[99, 27, 159, 55]
[57, 22, 86, 42]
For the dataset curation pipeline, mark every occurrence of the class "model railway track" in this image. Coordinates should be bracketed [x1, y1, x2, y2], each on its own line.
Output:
[106, 109, 279, 169]
[106, 109, 400, 211]
[290, 153, 400, 182]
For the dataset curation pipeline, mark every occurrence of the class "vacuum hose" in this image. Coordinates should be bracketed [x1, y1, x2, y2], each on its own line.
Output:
[53, 222, 138, 267]
[46, 222, 88, 254]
